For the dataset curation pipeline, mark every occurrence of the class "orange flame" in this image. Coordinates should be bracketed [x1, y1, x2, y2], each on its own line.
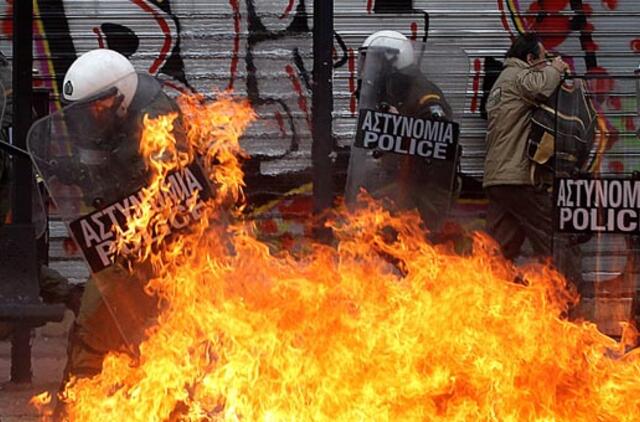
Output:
[33, 95, 640, 421]
[30, 391, 53, 418]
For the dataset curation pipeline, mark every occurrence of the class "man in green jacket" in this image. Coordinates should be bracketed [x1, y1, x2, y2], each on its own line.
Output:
[483, 33, 582, 287]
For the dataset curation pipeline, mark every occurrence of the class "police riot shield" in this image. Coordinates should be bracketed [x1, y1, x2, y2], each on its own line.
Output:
[0, 79, 48, 238]
[345, 39, 468, 234]
[27, 73, 212, 348]
[548, 74, 640, 337]
[0, 78, 7, 125]
[0, 79, 8, 223]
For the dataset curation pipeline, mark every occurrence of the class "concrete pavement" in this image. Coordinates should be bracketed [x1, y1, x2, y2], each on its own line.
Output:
[0, 311, 72, 422]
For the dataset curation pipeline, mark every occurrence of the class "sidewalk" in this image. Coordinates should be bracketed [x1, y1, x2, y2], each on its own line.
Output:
[0, 312, 73, 422]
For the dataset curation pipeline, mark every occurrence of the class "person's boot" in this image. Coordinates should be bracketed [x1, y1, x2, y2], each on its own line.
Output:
[39, 265, 85, 315]
[64, 284, 85, 316]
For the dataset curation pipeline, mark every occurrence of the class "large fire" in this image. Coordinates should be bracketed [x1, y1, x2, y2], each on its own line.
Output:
[32, 95, 640, 421]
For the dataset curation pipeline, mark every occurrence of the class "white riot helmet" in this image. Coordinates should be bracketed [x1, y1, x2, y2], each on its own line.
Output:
[359, 30, 414, 70]
[62, 49, 138, 114]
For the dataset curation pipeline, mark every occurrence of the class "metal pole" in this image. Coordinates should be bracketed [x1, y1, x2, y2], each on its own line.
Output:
[10, 0, 34, 384]
[311, 0, 334, 217]
[12, 0, 33, 223]
[33, 88, 50, 266]
[10, 329, 32, 383]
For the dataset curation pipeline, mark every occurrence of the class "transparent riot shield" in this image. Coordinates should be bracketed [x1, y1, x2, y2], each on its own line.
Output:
[27, 73, 212, 349]
[0, 79, 48, 238]
[0, 79, 8, 222]
[0, 78, 7, 125]
[345, 38, 468, 234]
[550, 73, 640, 337]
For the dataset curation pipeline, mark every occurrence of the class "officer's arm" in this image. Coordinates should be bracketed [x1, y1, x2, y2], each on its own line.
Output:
[516, 66, 563, 102]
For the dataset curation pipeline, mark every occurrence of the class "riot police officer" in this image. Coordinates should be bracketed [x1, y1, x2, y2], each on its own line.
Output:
[41, 49, 184, 385]
[346, 30, 460, 234]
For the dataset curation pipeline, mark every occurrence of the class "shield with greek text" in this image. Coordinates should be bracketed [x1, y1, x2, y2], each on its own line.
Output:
[27, 72, 213, 350]
[345, 38, 467, 234]
[548, 74, 640, 337]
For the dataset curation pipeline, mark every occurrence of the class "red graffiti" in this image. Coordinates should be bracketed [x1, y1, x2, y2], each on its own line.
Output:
[279, 233, 295, 250]
[285, 64, 311, 127]
[522, 2, 601, 57]
[608, 160, 624, 173]
[607, 95, 622, 111]
[277, 196, 312, 215]
[586, 67, 611, 90]
[583, 26, 598, 53]
[496, 0, 514, 42]
[470, 58, 482, 113]
[524, 1, 572, 49]
[274, 111, 286, 138]
[631, 38, 640, 53]
[131, 0, 172, 74]
[228, 0, 241, 91]
[2, 0, 12, 39]
[257, 219, 278, 234]
[624, 116, 636, 133]
[161, 79, 190, 95]
[410, 22, 418, 41]
[601, 0, 618, 10]
[367, 0, 374, 14]
[586, 66, 615, 96]
[606, 127, 620, 150]
[63, 237, 79, 256]
[348, 48, 357, 115]
[92, 27, 105, 48]
[279, 0, 295, 19]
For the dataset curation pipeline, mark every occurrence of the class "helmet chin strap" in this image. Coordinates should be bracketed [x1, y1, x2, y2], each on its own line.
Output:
[111, 92, 127, 117]
[116, 103, 128, 117]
